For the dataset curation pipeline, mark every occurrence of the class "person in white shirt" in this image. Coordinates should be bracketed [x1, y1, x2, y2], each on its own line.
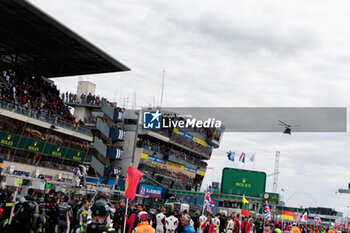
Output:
[199, 215, 207, 233]
[156, 208, 166, 233]
[213, 214, 220, 233]
[164, 215, 179, 233]
[226, 215, 235, 233]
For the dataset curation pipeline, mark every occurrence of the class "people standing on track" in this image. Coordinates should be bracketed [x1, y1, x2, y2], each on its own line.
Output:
[156, 208, 166, 233]
[57, 194, 73, 233]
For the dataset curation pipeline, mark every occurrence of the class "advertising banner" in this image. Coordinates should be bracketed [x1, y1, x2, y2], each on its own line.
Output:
[139, 184, 164, 198]
[0, 130, 86, 162]
[221, 168, 266, 198]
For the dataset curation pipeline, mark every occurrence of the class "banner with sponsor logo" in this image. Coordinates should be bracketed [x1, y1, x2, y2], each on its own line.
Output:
[139, 184, 164, 198]
[221, 167, 266, 197]
[173, 128, 213, 149]
[140, 153, 205, 176]
[0, 130, 86, 162]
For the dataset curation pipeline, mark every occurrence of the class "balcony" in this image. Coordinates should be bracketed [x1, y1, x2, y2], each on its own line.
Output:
[91, 156, 120, 177]
[96, 118, 125, 140]
[101, 100, 123, 122]
[65, 100, 102, 109]
[93, 137, 123, 159]
[0, 99, 92, 136]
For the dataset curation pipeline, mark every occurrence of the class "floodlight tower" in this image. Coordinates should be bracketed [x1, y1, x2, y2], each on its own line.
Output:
[273, 151, 280, 193]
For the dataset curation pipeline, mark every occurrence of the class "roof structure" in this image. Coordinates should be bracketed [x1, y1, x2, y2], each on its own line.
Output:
[0, 0, 130, 78]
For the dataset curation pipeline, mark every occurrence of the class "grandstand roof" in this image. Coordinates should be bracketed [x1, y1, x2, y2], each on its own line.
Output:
[0, 0, 130, 78]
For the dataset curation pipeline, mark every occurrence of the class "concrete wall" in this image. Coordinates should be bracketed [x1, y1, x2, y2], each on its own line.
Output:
[77, 81, 96, 97]
[117, 129, 143, 176]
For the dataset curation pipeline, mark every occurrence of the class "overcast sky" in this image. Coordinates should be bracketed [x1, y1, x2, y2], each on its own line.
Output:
[30, 0, 350, 216]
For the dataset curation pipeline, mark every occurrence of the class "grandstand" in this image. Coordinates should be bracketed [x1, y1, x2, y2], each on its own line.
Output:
[0, 0, 129, 181]
[0, 0, 224, 195]
[66, 90, 224, 192]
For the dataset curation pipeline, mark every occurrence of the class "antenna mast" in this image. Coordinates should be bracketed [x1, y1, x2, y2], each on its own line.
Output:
[160, 70, 165, 107]
[273, 151, 280, 193]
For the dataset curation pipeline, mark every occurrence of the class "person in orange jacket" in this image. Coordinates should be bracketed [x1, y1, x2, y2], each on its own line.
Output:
[132, 211, 155, 233]
[328, 227, 335, 233]
[292, 223, 301, 233]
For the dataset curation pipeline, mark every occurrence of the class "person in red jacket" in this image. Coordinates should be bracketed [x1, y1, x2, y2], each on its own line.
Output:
[126, 204, 143, 233]
[234, 214, 240, 233]
[241, 217, 251, 233]
[201, 215, 215, 233]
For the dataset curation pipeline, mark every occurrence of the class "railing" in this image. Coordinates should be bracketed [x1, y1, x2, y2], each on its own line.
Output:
[91, 156, 120, 177]
[94, 137, 123, 159]
[64, 100, 102, 108]
[101, 99, 123, 122]
[96, 118, 125, 140]
[91, 156, 105, 177]
[0, 99, 92, 136]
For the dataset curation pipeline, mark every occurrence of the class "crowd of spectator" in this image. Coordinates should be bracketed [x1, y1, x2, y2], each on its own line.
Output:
[64, 92, 125, 112]
[64, 92, 101, 105]
[137, 138, 208, 167]
[171, 133, 212, 157]
[138, 161, 199, 191]
[0, 70, 75, 122]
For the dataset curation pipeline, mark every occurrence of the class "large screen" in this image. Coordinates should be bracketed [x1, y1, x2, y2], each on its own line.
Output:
[221, 168, 266, 198]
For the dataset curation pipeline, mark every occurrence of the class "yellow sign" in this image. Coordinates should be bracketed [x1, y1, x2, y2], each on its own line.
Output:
[167, 161, 184, 169]
[197, 170, 205, 176]
[16, 179, 23, 184]
[193, 137, 208, 147]
[141, 153, 148, 159]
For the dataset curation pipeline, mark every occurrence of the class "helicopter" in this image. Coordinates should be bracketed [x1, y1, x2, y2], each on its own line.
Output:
[278, 120, 301, 135]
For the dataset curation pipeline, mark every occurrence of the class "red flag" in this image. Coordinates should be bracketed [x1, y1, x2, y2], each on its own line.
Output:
[125, 166, 144, 201]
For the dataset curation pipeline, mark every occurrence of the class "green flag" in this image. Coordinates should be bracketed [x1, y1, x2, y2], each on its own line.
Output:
[329, 219, 332, 226]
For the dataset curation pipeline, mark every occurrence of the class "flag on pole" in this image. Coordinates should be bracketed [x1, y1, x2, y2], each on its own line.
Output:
[301, 212, 308, 222]
[282, 210, 294, 220]
[241, 195, 250, 216]
[264, 203, 271, 221]
[250, 154, 255, 162]
[204, 186, 214, 212]
[329, 220, 333, 226]
[125, 166, 144, 202]
[314, 215, 321, 224]
[334, 221, 338, 228]
[227, 151, 235, 162]
[296, 211, 301, 222]
[239, 153, 246, 163]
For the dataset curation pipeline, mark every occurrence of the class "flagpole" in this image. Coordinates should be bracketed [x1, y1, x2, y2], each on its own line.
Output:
[123, 198, 129, 233]
[202, 186, 207, 216]
[123, 162, 133, 233]
[281, 206, 284, 230]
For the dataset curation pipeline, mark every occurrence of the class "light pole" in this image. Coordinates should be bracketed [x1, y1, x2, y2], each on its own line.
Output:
[347, 206, 349, 218]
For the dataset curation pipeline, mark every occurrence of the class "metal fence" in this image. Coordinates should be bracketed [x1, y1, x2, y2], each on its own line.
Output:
[0, 99, 92, 136]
